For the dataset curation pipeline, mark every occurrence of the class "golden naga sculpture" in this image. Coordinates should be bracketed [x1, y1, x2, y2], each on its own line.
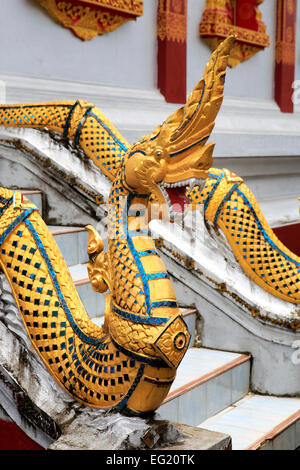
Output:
[0, 38, 235, 412]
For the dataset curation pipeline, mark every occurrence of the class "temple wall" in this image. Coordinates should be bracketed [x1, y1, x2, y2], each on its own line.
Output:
[0, 0, 158, 90]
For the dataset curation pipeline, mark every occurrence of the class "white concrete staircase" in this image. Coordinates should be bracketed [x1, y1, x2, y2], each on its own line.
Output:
[158, 348, 300, 450]
[7, 190, 300, 450]
[199, 394, 300, 450]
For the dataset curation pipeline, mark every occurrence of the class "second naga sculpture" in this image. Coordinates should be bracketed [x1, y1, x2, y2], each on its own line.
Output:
[0, 35, 236, 412]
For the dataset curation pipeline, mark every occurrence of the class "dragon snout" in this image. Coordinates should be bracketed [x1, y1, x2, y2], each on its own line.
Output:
[153, 315, 190, 369]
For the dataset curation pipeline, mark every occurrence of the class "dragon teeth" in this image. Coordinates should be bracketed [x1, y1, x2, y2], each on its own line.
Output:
[159, 183, 172, 205]
[188, 178, 197, 190]
[164, 178, 205, 190]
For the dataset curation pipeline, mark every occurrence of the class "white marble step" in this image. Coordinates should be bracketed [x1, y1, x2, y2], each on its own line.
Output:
[19, 189, 43, 215]
[198, 393, 300, 450]
[158, 347, 251, 427]
[49, 226, 89, 267]
[69, 263, 105, 320]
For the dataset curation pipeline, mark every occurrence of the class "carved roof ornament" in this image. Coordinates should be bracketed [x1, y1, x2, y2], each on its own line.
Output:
[36, 0, 144, 41]
[199, 0, 270, 67]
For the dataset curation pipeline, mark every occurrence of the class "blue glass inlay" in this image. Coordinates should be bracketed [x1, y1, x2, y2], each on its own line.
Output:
[128, 230, 150, 237]
[74, 106, 93, 145]
[203, 173, 223, 214]
[63, 101, 79, 139]
[147, 272, 169, 281]
[170, 135, 209, 158]
[90, 112, 128, 153]
[24, 219, 105, 347]
[113, 304, 169, 325]
[151, 301, 177, 309]
[0, 210, 33, 247]
[138, 250, 158, 257]
[213, 182, 240, 226]
[123, 194, 152, 315]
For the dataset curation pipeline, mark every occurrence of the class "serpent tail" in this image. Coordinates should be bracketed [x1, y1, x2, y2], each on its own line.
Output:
[188, 168, 300, 304]
[0, 100, 129, 181]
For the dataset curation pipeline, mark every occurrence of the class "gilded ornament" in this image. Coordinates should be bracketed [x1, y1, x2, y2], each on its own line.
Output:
[1, 34, 299, 421]
[36, 0, 143, 41]
[157, 0, 187, 43]
[187, 168, 300, 306]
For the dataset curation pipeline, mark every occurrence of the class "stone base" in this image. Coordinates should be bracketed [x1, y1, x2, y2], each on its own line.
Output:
[155, 422, 232, 451]
[48, 416, 232, 451]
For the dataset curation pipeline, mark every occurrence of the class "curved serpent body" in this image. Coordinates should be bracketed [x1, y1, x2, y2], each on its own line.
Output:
[0, 105, 188, 414]
[187, 168, 300, 304]
[0, 175, 189, 414]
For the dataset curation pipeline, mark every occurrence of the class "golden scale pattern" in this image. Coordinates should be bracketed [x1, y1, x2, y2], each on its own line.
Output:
[107, 182, 147, 316]
[0, 101, 128, 183]
[0, 37, 299, 420]
[0, 192, 142, 408]
[0, 40, 241, 412]
[155, 236, 300, 330]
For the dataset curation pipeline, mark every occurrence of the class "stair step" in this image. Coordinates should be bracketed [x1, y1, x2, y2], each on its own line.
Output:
[68, 264, 103, 319]
[198, 393, 300, 450]
[19, 190, 43, 215]
[158, 347, 250, 427]
[49, 226, 89, 267]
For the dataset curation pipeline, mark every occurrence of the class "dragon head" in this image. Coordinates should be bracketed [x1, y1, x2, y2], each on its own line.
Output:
[122, 36, 235, 215]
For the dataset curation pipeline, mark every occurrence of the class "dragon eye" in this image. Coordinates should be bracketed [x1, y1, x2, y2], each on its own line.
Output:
[173, 331, 187, 351]
[157, 150, 162, 157]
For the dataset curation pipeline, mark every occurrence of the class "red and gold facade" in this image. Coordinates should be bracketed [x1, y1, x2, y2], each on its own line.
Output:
[275, 0, 297, 113]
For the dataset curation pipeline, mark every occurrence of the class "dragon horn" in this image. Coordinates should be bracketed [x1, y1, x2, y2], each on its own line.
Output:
[159, 35, 235, 159]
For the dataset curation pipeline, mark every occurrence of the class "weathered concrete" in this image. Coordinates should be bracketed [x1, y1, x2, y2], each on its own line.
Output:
[0, 129, 109, 226]
[156, 423, 232, 451]
[49, 415, 231, 451]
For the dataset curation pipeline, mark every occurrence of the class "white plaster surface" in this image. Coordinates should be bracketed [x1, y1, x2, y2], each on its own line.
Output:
[0, 0, 158, 90]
